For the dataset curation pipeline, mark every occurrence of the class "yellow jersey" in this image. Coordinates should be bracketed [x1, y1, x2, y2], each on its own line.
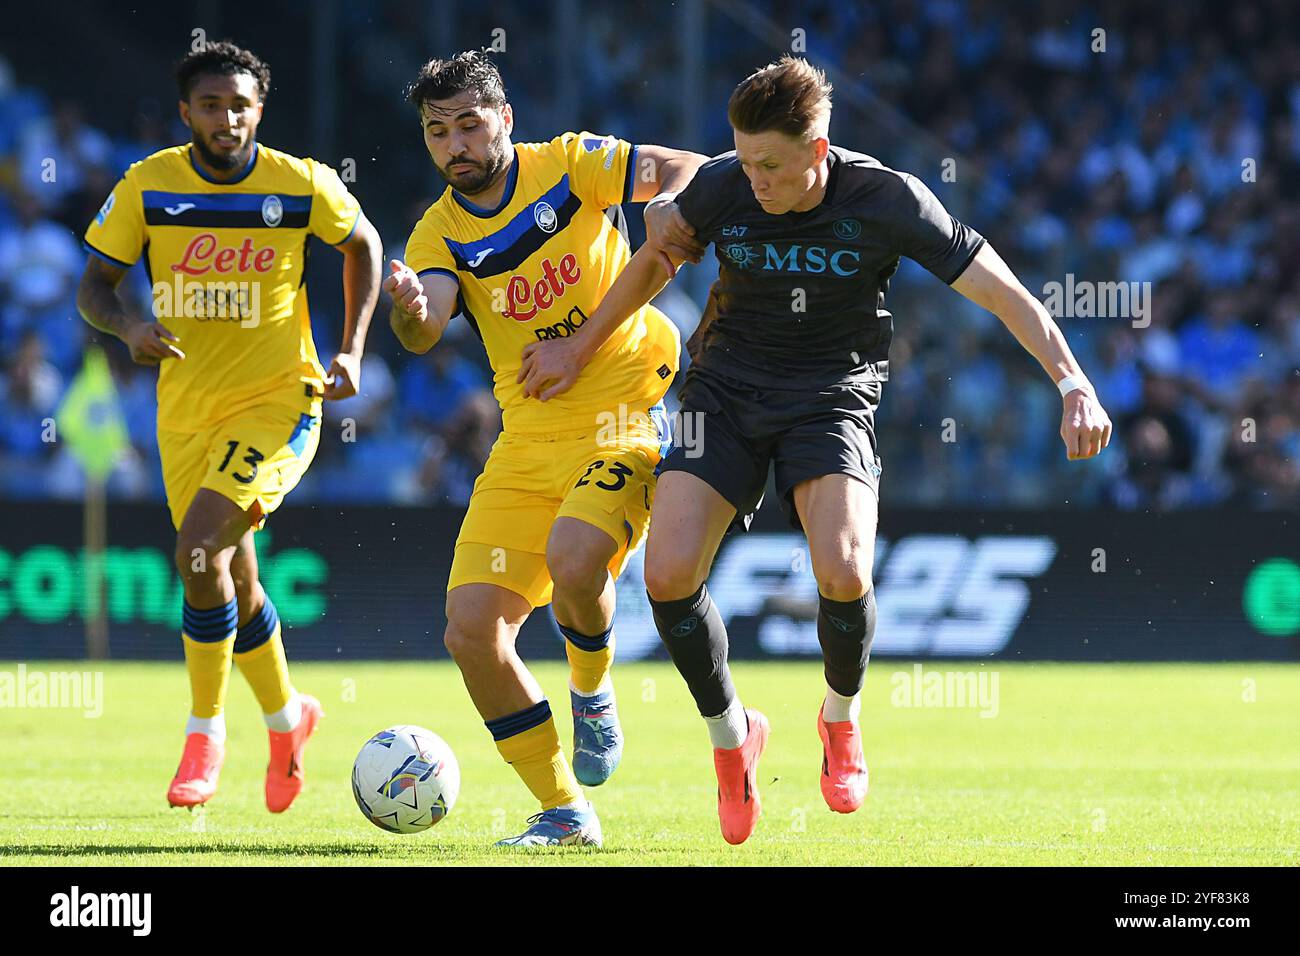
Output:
[404, 131, 680, 435]
[83, 142, 361, 430]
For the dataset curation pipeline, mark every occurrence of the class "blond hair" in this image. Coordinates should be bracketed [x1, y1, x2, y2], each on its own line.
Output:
[727, 55, 832, 141]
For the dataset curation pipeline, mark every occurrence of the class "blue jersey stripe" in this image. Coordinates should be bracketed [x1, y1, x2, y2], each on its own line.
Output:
[444, 174, 572, 266]
[287, 413, 318, 457]
[416, 267, 460, 283]
[83, 240, 136, 269]
[141, 191, 313, 213]
[623, 145, 638, 204]
[332, 209, 361, 245]
[649, 399, 674, 460]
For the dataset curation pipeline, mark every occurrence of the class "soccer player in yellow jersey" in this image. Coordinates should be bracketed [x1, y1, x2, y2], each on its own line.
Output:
[386, 52, 706, 846]
[75, 42, 383, 812]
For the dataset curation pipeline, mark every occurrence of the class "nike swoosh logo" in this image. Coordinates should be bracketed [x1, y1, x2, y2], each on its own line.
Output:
[164, 203, 195, 215]
[466, 248, 494, 268]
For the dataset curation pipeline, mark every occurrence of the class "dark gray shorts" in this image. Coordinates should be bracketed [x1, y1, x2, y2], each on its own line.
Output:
[658, 365, 883, 533]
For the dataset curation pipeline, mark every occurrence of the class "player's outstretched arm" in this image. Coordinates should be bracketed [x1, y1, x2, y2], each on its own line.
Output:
[76, 256, 185, 364]
[385, 260, 459, 355]
[324, 213, 383, 400]
[950, 242, 1112, 460]
[518, 240, 681, 401]
[628, 145, 709, 204]
[630, 145, 710, 274]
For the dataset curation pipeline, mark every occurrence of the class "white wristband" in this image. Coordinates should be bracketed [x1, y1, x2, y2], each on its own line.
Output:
[1056, 373, 1091, 397]
[646, 190, 678, 208]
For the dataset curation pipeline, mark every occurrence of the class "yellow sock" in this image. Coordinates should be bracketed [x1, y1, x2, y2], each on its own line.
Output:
[559, 624, 614, 695]
[181, 598, 238, 718]
[565, 637, 614, 695]
[232, 597, 293, 715]
[490, 702, 583, 810]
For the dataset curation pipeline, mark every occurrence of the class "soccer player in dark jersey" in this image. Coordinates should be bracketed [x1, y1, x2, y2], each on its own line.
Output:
[519, 56, 1111, 845]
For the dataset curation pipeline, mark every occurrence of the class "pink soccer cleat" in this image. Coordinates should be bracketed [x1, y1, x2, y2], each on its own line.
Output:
[167, 732, 225, 808]
[713, 708, 770, 845]
[817, 705, 869, 813]
[265, 695, 323, 813]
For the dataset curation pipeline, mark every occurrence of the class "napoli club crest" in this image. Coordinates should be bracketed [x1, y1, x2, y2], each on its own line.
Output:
[833, 217, 861, 241]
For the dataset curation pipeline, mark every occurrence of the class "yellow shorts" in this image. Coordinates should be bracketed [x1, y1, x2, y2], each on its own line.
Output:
[449, 403, 672, 608]
[157, 398, 322, 531]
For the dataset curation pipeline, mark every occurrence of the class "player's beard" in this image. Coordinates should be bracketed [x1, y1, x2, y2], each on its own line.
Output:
[442, 133, 509, 196]
[192, 132, 254, 173]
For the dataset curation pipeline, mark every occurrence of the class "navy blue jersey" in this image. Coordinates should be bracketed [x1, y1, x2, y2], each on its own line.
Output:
[677, 145, 984, 388]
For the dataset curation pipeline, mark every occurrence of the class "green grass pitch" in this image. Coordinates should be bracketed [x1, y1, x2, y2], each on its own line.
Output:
[1, 660, 1297, 865]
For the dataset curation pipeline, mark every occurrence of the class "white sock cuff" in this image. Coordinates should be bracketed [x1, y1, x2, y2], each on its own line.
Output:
[823, 686, 861, 723]
[703, 697, 747, 749]
[264, 691, 301, 733]
[186, 713, 226, 743]
[569, 678, 613, 699]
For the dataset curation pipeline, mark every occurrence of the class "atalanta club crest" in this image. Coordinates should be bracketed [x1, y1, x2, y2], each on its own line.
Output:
[534, 201, 557, 233]
[261, 194, 284, 227]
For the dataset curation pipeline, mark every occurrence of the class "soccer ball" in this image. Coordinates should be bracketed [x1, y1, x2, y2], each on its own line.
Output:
[352, 725, 460, 834]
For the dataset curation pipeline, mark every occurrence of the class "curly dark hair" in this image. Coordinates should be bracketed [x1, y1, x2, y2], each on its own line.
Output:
[176, 40, 271, 101]
[405, 50, 506, 115]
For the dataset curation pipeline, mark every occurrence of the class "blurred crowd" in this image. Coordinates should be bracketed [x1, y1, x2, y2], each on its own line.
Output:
[1, 0, 1296, 510]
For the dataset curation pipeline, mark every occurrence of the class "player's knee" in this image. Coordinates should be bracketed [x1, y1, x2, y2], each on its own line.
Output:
[442, 621, 510, 667]
[441, 622, 472, 663]
[442, 600, 508, 665]
[815, 561, 872, 602]
[546, 547, 607, 600]
[230, 563, 253, 594]
[173, 532, 230, 582]
[643, 557, 703, 604]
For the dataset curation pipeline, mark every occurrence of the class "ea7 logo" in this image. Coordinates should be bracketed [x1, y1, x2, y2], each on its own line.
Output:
[721, 224, 748, 237]
[50, 886, 152, 936]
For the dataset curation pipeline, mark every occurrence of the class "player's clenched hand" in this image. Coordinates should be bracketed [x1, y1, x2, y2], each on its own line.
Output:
[123, 320, 184, 365]
[323, 351, 361, 401]
[383, 259, 428, 321]
[517, 337, 583, 402]
[1060, 388, 1112, 460]
[644, 200, 704, 278]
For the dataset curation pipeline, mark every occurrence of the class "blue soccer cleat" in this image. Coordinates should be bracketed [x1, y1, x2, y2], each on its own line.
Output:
[495, 804, 603, 848]
[570, 687, 624, 786]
